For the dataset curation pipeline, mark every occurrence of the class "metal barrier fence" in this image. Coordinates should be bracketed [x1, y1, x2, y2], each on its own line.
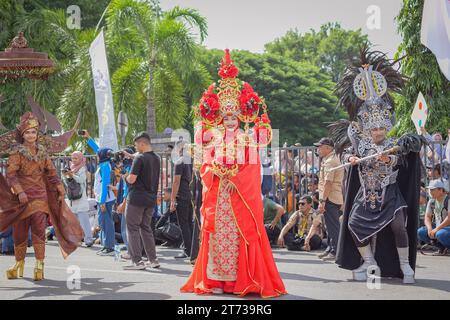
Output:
[267, 140, 449, 214]
[0, 140, 448, 215]
[0, 152, 175, 216]
[268, 146, 320, 214]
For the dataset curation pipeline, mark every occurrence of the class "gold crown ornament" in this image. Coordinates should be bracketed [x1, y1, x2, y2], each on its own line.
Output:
[195, 49, 272, 147]
[18, 112, 40, 135]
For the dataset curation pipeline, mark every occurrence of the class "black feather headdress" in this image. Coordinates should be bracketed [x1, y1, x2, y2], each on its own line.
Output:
[334, 44, 405, 121]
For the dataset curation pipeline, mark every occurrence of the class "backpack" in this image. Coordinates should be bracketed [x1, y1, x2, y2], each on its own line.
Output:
[64, 178, 83, 201]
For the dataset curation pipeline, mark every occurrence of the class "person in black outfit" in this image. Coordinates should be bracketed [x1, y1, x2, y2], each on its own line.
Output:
[170, 140, 193, 259]
[123, 132, 161, 270]
[189, 167, 202, 264]
[155, 188, 182, 248]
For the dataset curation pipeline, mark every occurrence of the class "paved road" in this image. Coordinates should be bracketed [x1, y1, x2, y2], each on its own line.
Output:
[0, 241, 449, 300]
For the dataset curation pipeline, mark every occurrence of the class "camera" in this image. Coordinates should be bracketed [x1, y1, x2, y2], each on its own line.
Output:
[77, 130, 87, 136]
[106, 150, 124, 164]
[62, 166, 71, 174]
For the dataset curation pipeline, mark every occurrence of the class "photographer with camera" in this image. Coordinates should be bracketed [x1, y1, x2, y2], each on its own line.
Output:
[62, 151, 94, 247]
[80, 130, 116, 256]
[123, 132, 161, 270]
[113, 146, 136, 260]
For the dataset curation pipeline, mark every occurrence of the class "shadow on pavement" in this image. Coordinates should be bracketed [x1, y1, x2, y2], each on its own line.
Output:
[279, 272, 344, 283]
[1, 277, 148, 300]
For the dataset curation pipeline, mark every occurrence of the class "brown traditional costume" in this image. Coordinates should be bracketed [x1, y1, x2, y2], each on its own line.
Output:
[0, 112, 83, 281]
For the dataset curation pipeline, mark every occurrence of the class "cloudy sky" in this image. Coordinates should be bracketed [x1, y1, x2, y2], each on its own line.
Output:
[160, 0, 403, 57]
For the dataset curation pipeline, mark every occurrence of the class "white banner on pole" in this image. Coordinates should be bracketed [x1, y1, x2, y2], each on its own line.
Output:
[421, 0, 450, 81]
[89, 30, 119, 151]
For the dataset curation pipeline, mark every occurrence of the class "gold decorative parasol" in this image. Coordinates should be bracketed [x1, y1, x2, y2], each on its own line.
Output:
[0, 32, 55, 83]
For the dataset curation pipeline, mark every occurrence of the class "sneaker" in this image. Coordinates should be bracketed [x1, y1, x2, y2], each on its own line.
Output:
[432, 248, 449, 256]
[317, 249, 330, 259]
[175, 252, 189, 259]
[97, 248, 115, 256]
[96, 247, 106, 255]
[321, 252, 336, 262]
[85, 242, 94, 248]
[145, 259, 160, 269]
[120, 252, 131, 261]
[123, 261, 146, 270]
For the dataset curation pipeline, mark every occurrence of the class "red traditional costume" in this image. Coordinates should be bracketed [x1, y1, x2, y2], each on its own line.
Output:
[0, 112, 83, 281]
[181, 50, 286, 298]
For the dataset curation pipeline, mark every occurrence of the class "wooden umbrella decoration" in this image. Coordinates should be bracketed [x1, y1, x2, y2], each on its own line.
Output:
[0, 32, 55, 83]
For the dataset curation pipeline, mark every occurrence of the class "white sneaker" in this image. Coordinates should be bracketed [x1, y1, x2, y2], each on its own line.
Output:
[120, 252, 131, 261]
[123, 261, 146, 270]
[145, 259, 160, 269]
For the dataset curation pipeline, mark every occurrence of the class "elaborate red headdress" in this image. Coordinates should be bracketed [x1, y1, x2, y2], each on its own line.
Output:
[195, 49, 272, 147]
[197, 49, 268, 126]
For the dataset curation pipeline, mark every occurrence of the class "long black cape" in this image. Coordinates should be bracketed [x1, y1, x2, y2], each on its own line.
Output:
[336, 151, 421, 278]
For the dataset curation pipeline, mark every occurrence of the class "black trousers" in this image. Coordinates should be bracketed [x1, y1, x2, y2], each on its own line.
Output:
[285, 233, 322, 251]
[176, 199, 193, 256]
[265, 224, 281, 244]
[190, 205, 201, 260]
[323, 200, 342, 254]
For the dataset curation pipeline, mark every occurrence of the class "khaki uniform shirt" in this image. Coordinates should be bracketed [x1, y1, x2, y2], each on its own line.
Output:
[318, 151, 344, 205]
[285, 209, 324, 238]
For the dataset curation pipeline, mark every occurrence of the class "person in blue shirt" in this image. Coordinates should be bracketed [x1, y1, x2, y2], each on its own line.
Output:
[115, 147, 135, 260]
[82, 131, 116, 256]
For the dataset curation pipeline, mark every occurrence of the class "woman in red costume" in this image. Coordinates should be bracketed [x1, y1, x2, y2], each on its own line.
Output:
[181, 49, 286, 298]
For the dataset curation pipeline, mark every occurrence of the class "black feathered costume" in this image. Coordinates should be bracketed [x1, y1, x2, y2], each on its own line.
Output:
[329, 46, 424, 280]
[336, 141, 422, 278]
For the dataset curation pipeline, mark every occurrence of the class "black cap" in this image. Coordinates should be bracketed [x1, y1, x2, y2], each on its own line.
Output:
[313, 137, 334, 147]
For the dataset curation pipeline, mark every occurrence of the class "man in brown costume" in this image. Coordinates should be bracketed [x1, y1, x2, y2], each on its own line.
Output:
[0, 112, 83, 281]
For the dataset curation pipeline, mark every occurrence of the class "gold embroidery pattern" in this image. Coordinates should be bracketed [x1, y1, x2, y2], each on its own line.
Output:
[210, 160, 239, 178]
[207, 183, 240, 281]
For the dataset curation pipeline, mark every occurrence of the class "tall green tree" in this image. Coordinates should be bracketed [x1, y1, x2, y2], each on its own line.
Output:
[105, 0, 210, 135]
[394, 0, 450, 137]
[0, 0, 211, 147]
[265, 22, 369, 82]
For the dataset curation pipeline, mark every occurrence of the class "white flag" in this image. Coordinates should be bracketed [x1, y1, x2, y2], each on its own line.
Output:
[89, 30, 119, 151]
[421, 0, 450, 81]
[411, 92, 429, 134]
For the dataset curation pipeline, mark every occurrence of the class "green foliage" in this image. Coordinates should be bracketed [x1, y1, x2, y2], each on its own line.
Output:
[0, 0, 210, 149]
[265, 22, 369, 82]
[394, 0, 450, 137]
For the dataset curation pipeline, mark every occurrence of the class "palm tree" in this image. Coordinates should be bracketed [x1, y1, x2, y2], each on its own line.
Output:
[105, 0, 210, 135]
[1, 0, 210, 147]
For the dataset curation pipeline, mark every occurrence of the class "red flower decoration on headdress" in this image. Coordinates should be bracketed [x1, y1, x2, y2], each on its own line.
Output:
[218, 49, 239, 79]
[261, 113, 271, 125]
[199, 84, 220, 122]
[239, 82, 261, 117]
